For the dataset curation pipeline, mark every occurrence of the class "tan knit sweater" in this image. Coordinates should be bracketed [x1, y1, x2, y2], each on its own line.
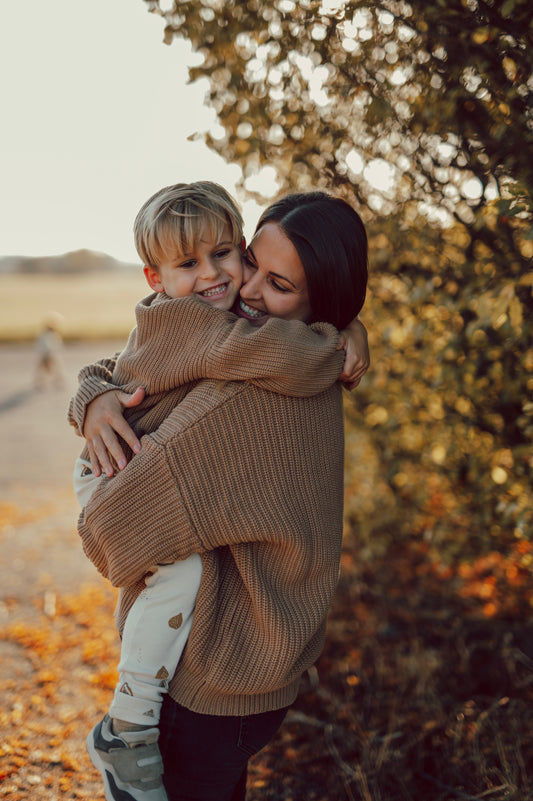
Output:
[72, 293, 346, 716]
[68, 293, 344, 448]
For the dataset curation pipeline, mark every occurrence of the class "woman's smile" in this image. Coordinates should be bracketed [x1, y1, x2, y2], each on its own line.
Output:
[237, 297, 266, 322]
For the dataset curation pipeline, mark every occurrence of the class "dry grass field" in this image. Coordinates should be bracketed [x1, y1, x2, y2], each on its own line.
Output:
[0, 272, 148, 343]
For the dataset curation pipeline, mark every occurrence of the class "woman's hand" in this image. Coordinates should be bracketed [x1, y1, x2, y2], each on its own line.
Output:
[337, 318, 370, 389]
[84, 387, 145, 477]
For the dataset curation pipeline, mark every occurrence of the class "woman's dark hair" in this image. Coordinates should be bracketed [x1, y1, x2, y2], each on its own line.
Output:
[255, 192, 368, 329]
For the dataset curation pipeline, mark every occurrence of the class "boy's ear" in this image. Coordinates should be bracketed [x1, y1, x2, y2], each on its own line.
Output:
[143, 265, 164, 293]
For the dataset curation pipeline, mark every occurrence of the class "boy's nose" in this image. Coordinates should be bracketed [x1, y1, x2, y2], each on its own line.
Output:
[200, 257, 222, 280]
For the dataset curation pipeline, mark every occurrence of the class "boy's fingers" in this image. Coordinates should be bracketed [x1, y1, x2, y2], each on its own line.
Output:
[87, 442, 102, 477]
[101, 425, 131, 473]
[91, 430, 118, 477]
[111, 389, 143, 457]
[88, 436, 114, 477]
[119, 386, 145, 408]
[103, 415, 141, 459]
[336, 333, 347, 351]
[339, 364, 366, 388]
[83, 390, 142, 472]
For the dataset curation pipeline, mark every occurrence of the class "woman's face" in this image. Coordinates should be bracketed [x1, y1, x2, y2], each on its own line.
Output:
[235, 222, 311, 326]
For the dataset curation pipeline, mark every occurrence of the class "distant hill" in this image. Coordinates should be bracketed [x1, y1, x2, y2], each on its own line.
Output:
[0, 249, 139, 275]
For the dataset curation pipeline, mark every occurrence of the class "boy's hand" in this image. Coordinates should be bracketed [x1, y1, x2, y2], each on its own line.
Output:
[84, 387, 145, 477]
[337, 318, 370, 389]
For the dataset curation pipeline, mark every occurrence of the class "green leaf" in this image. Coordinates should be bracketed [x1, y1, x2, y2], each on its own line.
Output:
[501, 0, 516, 18]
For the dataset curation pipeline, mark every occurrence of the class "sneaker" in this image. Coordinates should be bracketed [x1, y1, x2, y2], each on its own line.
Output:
[86, 714, 168, 801]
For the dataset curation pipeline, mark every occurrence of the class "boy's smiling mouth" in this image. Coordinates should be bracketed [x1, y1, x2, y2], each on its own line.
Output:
[199, 283, 229, 299]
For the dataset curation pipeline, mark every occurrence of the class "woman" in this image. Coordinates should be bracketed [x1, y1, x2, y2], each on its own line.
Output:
[75, 192, 368, 801]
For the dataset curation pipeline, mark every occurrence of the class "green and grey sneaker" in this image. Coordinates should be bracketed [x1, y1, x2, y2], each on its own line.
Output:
[86, 715, 167, 801]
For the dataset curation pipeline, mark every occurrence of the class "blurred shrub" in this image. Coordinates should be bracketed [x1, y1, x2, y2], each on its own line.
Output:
[145, 0, 532, 573]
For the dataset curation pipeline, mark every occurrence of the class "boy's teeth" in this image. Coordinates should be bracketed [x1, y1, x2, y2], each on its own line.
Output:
[240, 299, 263, 318]
[201, 284, 226, 297]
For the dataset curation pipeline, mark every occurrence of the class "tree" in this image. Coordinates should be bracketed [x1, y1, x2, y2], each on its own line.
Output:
[145, 0, 533, 572]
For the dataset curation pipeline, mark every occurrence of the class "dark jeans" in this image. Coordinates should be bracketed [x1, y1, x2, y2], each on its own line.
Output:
[158, 695, 288, 801]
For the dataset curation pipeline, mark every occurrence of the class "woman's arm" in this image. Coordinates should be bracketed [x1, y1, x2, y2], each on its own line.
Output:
[78, 377, 343, 589]
[78, 433, 195, 586]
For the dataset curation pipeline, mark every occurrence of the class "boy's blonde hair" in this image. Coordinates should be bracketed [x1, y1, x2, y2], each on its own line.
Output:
[134, 181, 244, 268]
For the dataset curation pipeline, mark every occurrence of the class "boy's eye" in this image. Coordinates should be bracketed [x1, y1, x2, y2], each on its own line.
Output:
[179, 259, 197, 270]
[214, 248, 231, 259]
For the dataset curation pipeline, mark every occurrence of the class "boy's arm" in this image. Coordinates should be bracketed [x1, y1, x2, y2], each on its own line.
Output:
[69, 297, 369, 476]
[68, 296, 344, 433]
[337, 318, 370, 389]
[69, 295, 347, 435]
[117, 295, 346, 397]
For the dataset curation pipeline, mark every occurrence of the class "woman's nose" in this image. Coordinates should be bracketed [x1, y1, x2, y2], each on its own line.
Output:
[241, 266, 261, 299]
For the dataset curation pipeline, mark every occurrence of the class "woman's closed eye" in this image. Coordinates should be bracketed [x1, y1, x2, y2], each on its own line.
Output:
[271, 276, 292, 292]
[244, 252, 291, 293]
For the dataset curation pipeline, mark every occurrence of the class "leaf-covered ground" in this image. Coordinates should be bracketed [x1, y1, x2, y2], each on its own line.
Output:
[1, 537, 531, 801]
[247, 541, 533, 801]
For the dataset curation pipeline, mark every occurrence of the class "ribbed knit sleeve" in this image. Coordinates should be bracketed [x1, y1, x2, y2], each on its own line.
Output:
[78, 382, 255, 587]
[78, 434, 201, 587]
[67, 293, 345, 435]
[78, 379, 344, 587]
[113, 294, 346, 395]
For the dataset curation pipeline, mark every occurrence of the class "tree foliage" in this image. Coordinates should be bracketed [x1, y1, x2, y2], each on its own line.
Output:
[144, 0, 533, 571]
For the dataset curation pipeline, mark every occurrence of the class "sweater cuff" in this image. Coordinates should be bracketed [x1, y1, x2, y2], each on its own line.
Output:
[79, 436, 201, 587]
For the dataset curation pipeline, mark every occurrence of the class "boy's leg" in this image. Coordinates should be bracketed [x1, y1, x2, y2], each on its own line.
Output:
[110, 556, 203, 727]
[86, 715, 166, 801]
[86, 557, 202, 801]
[73, 457, 101, 508]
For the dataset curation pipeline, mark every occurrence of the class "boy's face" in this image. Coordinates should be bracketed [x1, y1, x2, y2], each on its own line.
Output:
[144, 224, 243, 310]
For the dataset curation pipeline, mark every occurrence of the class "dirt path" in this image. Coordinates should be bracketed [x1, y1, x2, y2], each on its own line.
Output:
[0, 341, 134, 799]
[0, 340, 125, 603]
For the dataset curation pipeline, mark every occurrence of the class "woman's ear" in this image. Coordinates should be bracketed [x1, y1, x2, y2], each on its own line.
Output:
[143, 265, 164, 293]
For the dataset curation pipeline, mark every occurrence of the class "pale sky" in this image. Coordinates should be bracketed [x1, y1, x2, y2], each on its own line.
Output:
[0, 0, 263, 263]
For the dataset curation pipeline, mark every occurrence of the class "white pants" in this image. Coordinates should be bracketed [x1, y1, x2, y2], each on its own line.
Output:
[74, 457, 202, 725]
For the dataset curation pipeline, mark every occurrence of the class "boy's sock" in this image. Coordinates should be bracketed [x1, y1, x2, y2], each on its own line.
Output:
[112, 717, 155, 736]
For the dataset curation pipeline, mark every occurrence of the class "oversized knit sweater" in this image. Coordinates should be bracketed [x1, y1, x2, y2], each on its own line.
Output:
[72, 293, 347, 716]
[68, 292, 344, 447]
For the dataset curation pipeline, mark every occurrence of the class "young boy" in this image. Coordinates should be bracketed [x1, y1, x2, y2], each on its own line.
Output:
[70, 181, 364, 801]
